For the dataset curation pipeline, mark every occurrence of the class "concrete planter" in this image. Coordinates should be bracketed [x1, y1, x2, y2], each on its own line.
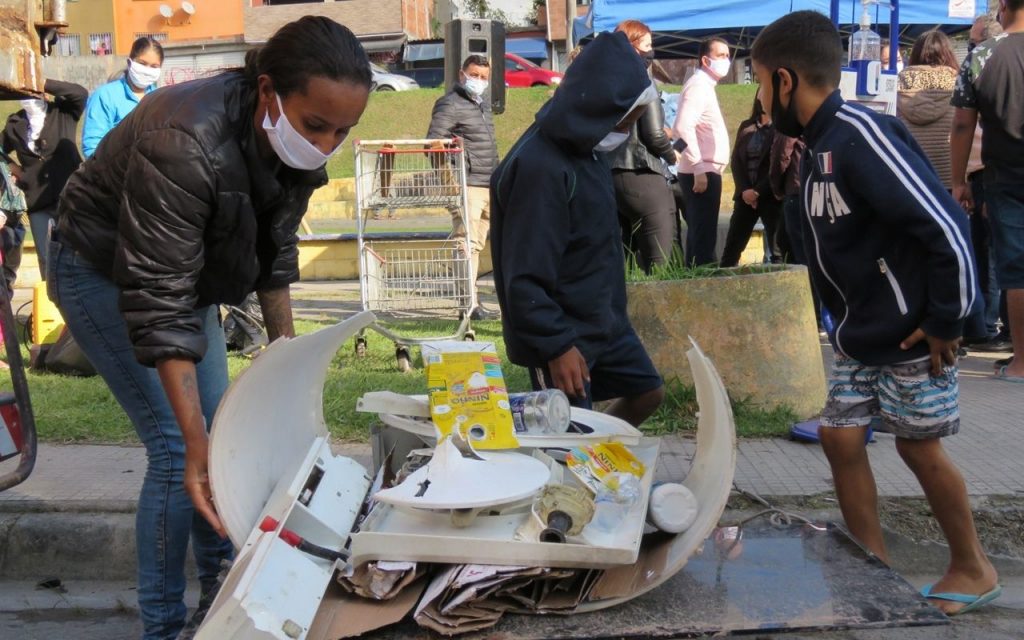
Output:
[627, 265, 825, 418]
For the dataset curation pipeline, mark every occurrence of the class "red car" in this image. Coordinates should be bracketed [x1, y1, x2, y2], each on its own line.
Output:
[504, 53, 564, 88]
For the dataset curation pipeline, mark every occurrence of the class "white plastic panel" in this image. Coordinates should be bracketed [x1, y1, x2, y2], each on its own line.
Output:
[350, 441, 659, 569]
[577, 338, 737, 611]
[199, 440, 372, 640]
[209, 312, 376, 547]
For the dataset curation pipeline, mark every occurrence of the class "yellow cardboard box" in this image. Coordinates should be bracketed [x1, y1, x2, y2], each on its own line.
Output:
[423, 341, 518, 450]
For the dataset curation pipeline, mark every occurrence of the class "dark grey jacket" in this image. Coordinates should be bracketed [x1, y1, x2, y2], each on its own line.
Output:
[56, 71, 326, 367]
[606, 96, 675, 176]
[426, 84, 498, 187]
[2, 79, 87, 211]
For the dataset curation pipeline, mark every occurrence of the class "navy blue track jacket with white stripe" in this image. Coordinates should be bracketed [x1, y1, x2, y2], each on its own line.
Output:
[799, 91, 976, 366]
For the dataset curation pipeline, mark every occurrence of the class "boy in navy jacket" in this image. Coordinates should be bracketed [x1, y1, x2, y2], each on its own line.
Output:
[751, 12, 999, 615]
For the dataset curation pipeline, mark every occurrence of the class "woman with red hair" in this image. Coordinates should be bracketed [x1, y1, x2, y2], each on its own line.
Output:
[604, 20, 679, 272]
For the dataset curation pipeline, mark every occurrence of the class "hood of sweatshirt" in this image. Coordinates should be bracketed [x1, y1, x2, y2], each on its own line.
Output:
[535, 31, 653, 156]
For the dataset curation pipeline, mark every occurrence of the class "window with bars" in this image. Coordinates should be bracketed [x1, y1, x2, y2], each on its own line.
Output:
[134, 32, 169, 43]
[89, 33, 113, 55]
[57, 33, 81, 56]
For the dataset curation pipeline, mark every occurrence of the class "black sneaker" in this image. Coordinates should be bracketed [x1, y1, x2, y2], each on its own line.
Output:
[177, 570, 228, 639]
[969, 338, 1014, 353]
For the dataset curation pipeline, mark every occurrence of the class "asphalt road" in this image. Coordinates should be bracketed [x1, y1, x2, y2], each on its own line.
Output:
[3, 607, 1024, 640]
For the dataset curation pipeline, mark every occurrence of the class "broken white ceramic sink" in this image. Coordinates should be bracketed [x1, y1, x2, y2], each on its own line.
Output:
[197, 312, 736, 640]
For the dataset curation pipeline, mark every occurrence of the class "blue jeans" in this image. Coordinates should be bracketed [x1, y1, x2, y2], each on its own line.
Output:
[28, 207, 56, 280]
[969, 174, 1002, 337]
[47, 238, 233, 640]
[984, 176, 1024, 290]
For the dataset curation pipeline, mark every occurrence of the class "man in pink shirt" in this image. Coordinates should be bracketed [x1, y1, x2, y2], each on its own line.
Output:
[673, 37, 732, 266]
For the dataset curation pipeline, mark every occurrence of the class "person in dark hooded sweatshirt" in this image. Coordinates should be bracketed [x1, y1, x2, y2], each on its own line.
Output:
[490, 31, 664, 427]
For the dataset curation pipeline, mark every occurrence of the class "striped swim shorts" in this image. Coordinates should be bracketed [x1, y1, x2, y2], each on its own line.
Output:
[820, 355, 959, 439]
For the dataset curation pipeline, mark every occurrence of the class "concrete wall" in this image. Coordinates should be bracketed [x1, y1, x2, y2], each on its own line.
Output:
[244, 0, 404, 44]
[42, 54, 123, 91]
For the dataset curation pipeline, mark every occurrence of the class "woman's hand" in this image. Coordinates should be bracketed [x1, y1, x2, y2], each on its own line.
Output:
[184, 436, 227, 538]
[156, 357, 228, 538]
[742, 189, 759, 208]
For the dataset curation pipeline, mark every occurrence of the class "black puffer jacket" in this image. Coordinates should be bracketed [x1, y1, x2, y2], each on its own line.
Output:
[606, 96, 675, 176]
[426, 84, 498, 187]
[56, 71, 327, 366]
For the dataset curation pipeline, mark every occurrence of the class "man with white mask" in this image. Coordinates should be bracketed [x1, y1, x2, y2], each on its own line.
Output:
[491, 31, 665, 427]
[673, 36, 732, 266]
[427, 55, 499, 319]
[2, 78, 88, 280]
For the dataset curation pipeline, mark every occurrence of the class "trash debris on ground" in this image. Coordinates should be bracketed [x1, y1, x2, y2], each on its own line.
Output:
[196, 313, 737, 639]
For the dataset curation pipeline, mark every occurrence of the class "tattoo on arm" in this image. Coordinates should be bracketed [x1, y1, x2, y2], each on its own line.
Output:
[257, 287, 295, 342]
[179, 370, 205, 431]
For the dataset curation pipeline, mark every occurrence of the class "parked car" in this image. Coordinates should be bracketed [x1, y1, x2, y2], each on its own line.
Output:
[504, 53, 563, 88]
[391, 67, 445, 89]
[372, 63, 420, 91]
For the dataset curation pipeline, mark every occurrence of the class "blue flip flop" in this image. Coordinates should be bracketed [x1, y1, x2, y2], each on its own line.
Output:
[994, 365, 1024, 383]
[920, 583, 1003, 615]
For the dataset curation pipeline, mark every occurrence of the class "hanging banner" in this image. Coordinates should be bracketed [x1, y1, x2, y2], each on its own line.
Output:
[949, 0, 976, 19]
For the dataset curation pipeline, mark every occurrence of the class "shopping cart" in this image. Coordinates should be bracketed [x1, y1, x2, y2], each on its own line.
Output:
[353, 139, 475, 371]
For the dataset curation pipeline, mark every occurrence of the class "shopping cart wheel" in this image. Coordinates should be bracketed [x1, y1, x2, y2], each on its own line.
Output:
[463, 330, 475, 342]
[395, 346, 412, 373]
[355, 337, 367, 357]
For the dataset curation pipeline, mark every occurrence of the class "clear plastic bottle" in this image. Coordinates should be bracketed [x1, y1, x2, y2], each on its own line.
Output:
[508, 390, 571, 435]
[848, 10, 880, 64]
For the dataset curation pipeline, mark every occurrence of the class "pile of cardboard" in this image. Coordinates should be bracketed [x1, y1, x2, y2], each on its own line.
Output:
[414, 564, 602, 635]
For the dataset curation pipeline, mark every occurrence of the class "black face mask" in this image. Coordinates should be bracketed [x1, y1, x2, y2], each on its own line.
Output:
[968, 41, 977, 53]
[771, 67, 803, 138]
[642, 50, 655, 67]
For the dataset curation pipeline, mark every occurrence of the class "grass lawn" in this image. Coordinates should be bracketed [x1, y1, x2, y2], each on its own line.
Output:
[2, 315, 795, 444]
[2, 83, 759, 184]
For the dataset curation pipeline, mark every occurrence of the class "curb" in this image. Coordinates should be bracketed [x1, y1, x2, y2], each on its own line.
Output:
[3, 502, 1023, 583]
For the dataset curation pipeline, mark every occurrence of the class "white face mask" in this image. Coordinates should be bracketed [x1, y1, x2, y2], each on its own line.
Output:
[708, 58, 731, 79]
[262, 93, 339, 171]
[464, 76, 489, 97]
[20, 99, 46, 116]
[128, 59, 162, 89]
[594, 130, 629, 153]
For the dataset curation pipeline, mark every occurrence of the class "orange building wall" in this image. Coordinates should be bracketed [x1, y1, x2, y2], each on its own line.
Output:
[112, 0, 244, 54]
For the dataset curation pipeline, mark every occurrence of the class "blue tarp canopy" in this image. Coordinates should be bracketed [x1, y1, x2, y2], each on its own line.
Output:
[576, 0, 987, 58]
[506, 36, 549, 60]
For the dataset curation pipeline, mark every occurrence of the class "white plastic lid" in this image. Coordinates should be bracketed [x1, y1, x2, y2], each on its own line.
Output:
[646, 482, 699, 534]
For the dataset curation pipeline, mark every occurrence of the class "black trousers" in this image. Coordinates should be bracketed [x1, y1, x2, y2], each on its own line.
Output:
[612, 170, 677, 273]
[680, 172, 722, 266]
[719, 196, 782, 267]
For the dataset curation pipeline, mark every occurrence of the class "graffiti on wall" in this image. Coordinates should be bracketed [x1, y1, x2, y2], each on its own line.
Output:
[163, 65, 236, 86]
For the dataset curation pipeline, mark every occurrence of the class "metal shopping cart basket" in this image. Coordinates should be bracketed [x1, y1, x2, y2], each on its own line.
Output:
[353, 139, 475, 371]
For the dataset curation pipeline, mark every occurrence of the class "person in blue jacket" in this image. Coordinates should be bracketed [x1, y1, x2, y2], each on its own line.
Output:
[81, 36, 164, 157]
[751, 11, 1000, 615]
[490, 31, 664, 427]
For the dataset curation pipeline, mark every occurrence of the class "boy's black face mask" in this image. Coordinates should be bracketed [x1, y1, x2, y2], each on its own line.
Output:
[771, 68, 804, 138]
